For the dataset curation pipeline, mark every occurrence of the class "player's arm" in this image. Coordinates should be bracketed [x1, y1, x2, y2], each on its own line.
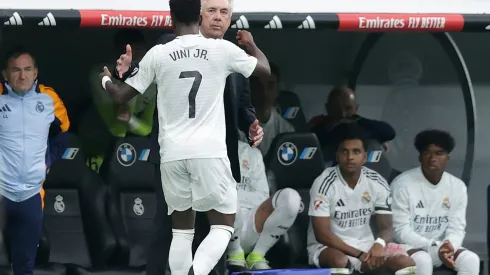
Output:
[251, 148, 271, 200]
[236, 77, 256, 142]
[309, 183, 363, 257]
[102, 46, 158, 104]
[444, 183, 467, 250]
[391, 180, 432, 250]
[42, 86, 70, 169]
[224, 33, 270, 79]
[374, 182, 394, 244]
[127, 99, 156, 136]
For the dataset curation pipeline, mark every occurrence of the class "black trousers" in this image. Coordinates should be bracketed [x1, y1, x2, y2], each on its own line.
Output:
[146, 164, 227, 275]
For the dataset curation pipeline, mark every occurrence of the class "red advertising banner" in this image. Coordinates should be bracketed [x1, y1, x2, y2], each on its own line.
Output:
[79, 10, 173, 28]
[338, 14, 465, 32]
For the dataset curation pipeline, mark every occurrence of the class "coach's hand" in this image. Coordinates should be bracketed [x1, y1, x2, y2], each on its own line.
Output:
[116, 44, 133, 78]
[99, 66, 112, 80]
[439, 240, 456, 269]
[236, 30, 256, 52]
[249, 119, 264, 147]
[366, 243, 385, 270]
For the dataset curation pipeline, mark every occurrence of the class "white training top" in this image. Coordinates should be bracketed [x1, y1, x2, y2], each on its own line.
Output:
[125, 34, 258, 163]
[307, 165, 392, 250]
[237, 140, 270, 210]
[391, 166, 467, 251]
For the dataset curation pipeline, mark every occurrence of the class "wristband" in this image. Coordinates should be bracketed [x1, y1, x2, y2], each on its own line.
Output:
[356, 251, 364, 259]
[102, 76, 112, 90]
[375, 238, 386, 248]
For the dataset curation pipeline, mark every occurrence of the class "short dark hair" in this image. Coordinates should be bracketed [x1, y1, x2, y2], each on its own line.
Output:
[113, 29, 145, 50]
[334, 123, 368, 152]
[3, 46, 36, 69]
[414, 129, 455, 154]
[169, 0, 201, 25]
[270, 62, 280, 80]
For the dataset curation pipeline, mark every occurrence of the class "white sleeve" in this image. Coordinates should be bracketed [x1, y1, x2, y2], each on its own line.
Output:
[374, 177, 392, 214]
[444, 183, 467, 250]
[391, 180, 432, 250]
[251, 149, 270, 202]
[223, 40, 258, 78]
[308, 175, 332, 217]
[125, 46, 158, 94]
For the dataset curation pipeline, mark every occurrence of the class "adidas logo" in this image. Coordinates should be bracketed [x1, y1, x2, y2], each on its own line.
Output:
[265, 15, 282, 29]
[4, 12, 22, 26]
[0, 104, 12, 112]
[298, 16, 316, 29]
[416, 200, 424, 208]
[230, 15, 249, 29]
[336, 199, 346, 207]
[38, 12, 56, 26]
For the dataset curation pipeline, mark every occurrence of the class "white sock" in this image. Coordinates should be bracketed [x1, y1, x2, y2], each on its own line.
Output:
[410, 251, 433, 275]
[193, 225, 234, 275]
[252, 188, 301, 256]
[169, 229, 195, 275]
[455, 250, 480, 275]
[227, 210, 245, 256]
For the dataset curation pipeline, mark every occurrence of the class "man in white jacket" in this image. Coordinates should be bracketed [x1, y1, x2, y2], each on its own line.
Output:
[227, 140, 301, 270]
[391, 129, 479, 275]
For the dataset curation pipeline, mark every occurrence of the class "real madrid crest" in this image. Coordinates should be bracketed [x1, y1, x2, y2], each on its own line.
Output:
[117, 143, 137, 167]
[133, 197, 145, 216]
[36, 101, 44, 113]
[361, 192, 371, 204]
[242, 160, 249, 170]
[442, 197, 450, 210]
[54, 195, 65, 213]
[277, 142, 298, 166]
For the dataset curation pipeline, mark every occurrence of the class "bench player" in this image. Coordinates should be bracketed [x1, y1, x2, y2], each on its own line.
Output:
[391, 130, 480, 275]
[308, 124, 416, 274]
[98, 0, 271, 274]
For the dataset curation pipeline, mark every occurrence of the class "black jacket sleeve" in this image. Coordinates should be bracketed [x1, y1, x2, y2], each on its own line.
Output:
[357, 117, 396, 143]
[236, 76, 256, 141]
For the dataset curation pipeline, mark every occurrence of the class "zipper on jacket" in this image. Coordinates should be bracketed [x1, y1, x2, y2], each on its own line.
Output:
[20, 97, 25, 195]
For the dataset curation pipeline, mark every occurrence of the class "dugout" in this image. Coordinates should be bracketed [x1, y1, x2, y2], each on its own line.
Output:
[0, 0, 488, 273]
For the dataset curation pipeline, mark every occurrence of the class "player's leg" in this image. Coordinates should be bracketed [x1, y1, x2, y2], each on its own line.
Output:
[226, 208, 248, 269]
[381, 253, 416, 274]
[160, 161, 195, 275]
[453, 249, 480, 275]
[189, 158, 237, 275]
[5, 193, 43, 275]
[317, 247, 359, 271]
[246, 188, 302, 269]
[407, 249, 433, 275]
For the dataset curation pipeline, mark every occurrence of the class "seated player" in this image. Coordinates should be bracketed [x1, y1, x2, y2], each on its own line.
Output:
[308, 124, 416, 274]
[391, 130, 480, 275]
[227, 139, 302, 270]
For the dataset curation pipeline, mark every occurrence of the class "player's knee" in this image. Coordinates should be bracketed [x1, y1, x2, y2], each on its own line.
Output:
[390, 254, 415, 269]
[318, 248, 348, 268]
[455, 250, 480, 273]
[274, 188, 301, 217]
[410, 250, 433, 275]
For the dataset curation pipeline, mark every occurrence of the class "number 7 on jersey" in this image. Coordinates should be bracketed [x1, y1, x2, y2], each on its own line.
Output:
[179, 70, 202, 118]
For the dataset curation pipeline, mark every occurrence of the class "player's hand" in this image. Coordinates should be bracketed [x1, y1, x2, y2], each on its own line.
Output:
[236, 30, 256, 51]
[99, 66, 112, 80]
[366, 243, 385, 270]
[249, 119, 264, 147]
[116, 104, 131, 122]
[382, 143, 390, 152]
[116, 44, 133, 78]
[439, 240, 456, 269]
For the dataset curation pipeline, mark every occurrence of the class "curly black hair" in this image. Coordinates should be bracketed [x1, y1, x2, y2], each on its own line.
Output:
[414, 129, 455, 153]
[169, 0, 201, 25]
[334, 123, 368, 152]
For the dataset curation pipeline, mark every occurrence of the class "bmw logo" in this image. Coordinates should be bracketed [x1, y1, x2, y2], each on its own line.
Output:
[277, 142, 298, 166]
[117, 143, 137, 167]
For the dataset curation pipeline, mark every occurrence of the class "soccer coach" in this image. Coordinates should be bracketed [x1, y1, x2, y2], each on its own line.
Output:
[111, 2, 265, 274]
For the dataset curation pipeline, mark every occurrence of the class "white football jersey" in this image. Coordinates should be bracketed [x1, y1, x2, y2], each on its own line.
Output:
[125, 34, 258, 163]
[391, 167, 467, 251]
[237, 141, 270, 210]
[307, 166, 392, 250]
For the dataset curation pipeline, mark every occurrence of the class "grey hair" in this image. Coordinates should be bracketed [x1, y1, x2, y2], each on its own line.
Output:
[201, 0, 233, 13]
